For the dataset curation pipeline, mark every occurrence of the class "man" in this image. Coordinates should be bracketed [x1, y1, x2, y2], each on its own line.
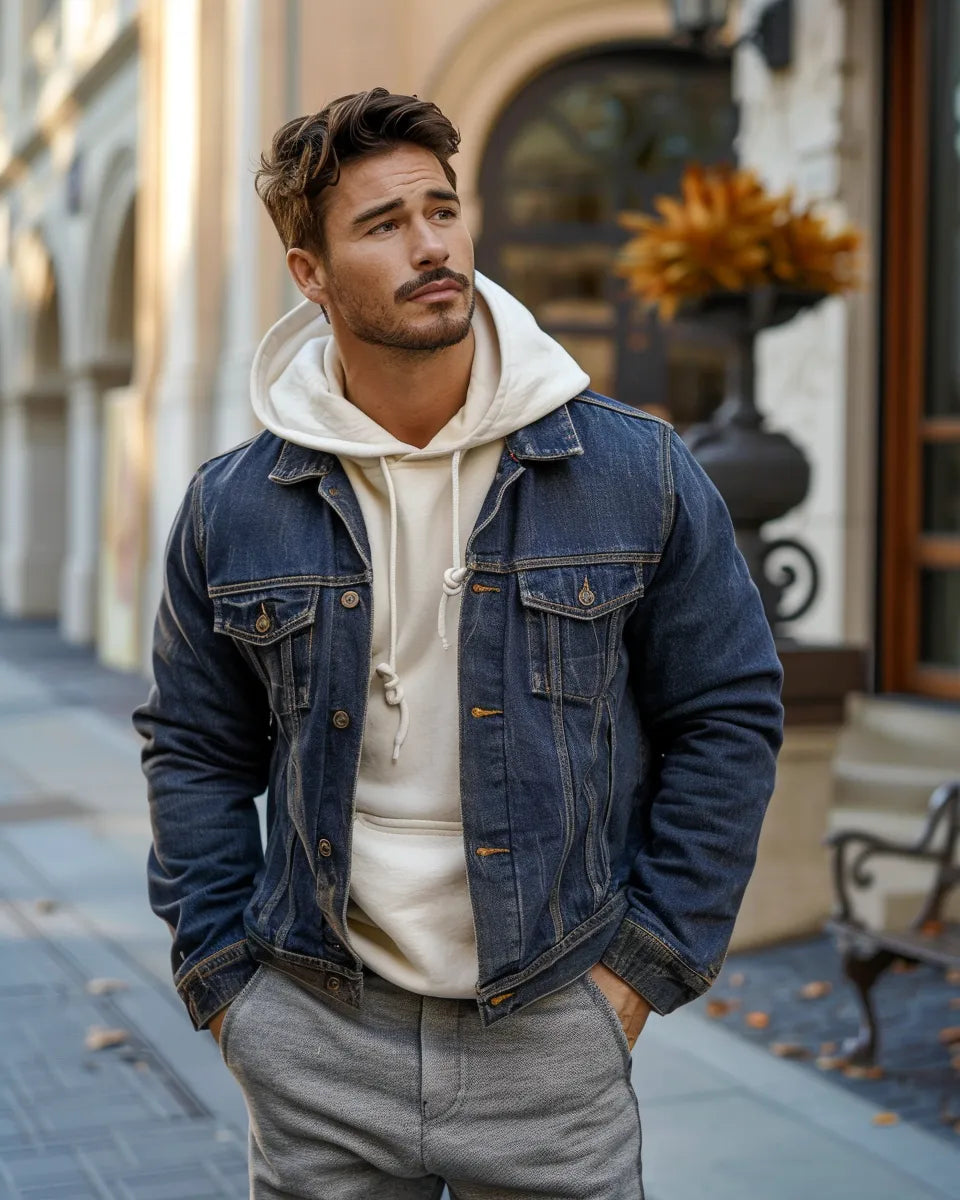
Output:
[135, 88, 783, 1199]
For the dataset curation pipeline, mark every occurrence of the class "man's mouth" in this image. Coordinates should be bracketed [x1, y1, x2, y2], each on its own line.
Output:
[407, 279, 465, 303]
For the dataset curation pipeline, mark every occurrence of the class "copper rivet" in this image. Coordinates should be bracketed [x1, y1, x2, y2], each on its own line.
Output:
[332, 710, 350, 730]
[255, 613, 272, 633]
[318, 838, 332, 857]
[328, 486, 339, 496]
[326, 976, 341, 992]
[340, 591, 359, 609]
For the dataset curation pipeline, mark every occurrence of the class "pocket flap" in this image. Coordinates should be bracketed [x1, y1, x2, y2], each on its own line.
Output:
[212, 585, 320, 645]
[518, 564, 643, 620]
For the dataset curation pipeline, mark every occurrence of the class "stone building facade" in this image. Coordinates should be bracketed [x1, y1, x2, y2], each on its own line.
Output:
[0, 0, 883, 671]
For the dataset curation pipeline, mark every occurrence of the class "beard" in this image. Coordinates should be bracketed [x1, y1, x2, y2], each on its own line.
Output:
[327, 266, 476, 354]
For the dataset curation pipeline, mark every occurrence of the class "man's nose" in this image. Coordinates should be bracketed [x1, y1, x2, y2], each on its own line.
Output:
[411, 219, 449, 268]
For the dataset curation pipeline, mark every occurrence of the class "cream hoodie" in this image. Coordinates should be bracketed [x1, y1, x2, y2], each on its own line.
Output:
[250, 272, 589, 997]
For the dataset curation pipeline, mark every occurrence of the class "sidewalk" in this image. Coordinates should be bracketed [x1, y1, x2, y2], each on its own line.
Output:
[0, 617, 956, 1200]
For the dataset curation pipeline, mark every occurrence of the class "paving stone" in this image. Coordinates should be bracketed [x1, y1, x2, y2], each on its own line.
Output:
[695, 934, 960, 1145]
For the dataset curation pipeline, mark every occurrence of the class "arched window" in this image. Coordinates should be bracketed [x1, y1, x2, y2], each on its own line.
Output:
[477, 46, 737, 427]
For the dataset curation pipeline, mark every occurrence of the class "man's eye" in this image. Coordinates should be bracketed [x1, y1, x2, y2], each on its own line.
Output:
[434, 208, 457, 220]
[370, 220, 397, 234]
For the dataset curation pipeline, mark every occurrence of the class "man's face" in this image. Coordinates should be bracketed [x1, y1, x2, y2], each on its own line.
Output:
[290, 143, 475, 352]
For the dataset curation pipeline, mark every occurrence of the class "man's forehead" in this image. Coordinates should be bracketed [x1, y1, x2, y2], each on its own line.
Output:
[333, 147, 451, 212]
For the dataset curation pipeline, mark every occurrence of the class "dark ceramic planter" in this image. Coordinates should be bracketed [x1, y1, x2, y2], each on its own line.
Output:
[679, 287, 823, 635]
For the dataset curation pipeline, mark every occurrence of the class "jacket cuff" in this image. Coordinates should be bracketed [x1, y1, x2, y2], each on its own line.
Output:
[174, 939, 259, 1031]
[601, 917, 715, 1015]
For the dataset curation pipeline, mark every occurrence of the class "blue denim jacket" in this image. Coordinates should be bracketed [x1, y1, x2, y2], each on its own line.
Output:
[134, 390, 783, 1031]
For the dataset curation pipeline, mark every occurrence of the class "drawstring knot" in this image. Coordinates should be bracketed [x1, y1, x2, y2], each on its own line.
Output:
[375, 661, 409, 762]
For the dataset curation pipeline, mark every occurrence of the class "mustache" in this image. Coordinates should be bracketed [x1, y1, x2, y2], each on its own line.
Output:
[395, 268, 471, 302]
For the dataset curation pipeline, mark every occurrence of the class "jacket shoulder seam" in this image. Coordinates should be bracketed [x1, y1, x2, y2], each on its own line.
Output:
[572, 392, 675, 429]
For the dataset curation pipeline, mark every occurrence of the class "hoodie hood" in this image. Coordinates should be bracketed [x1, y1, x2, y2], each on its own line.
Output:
[250, 271, 589, 457]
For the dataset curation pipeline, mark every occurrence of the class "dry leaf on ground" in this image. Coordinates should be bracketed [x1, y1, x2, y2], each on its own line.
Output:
[34, 898, 59, 914]
[920, 920, 945, 938]
[85, 1026, 131, 1051]
[950, 997, 960, 1010]
[844, 1064, 885, 1080]
[892, 960, 919, 974]
[85, 978, 130, 996]
[728, 972, 746, 988]
[745, 1011, 771, 1029]
[770, 1042, 809, 1059]
[799, 981, 832, 1000]
[706, 999, 734, 1018]
[820, 1041, 838, 1055]
[938, 1027, 960, 1047]
[872, 1112, 899, 1126]
[816, 1055, 847, 1071]
[947, 968, 960, 985]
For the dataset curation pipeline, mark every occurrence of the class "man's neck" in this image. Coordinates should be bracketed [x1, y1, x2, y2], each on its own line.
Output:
[336, 326, 476, 449]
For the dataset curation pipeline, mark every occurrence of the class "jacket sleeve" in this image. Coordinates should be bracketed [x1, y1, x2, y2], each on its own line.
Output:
[133, 470, 271, 1030]
[601, 429, 784, 1014]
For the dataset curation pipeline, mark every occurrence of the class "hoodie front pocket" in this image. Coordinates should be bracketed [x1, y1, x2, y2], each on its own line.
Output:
[518, 564, 644, 702]
[211, 583, 320, 715]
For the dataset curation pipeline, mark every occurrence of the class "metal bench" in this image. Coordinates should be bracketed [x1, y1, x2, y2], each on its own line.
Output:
[825, 781, 960, 1065]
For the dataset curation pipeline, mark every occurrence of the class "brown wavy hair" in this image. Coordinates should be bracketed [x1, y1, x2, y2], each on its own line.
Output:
[256, 88, 460, 255]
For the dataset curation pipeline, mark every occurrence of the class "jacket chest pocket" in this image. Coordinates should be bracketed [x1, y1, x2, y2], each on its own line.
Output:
[518, 564, 645, 702]
[211, 584, 320, 715]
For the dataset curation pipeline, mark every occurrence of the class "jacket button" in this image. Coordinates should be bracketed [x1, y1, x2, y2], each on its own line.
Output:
[332, 710, 350, 730]
[326, 975, 341, 992]
[255, 610, 272, 634]
[318, 838, 333, 857]
[340, 590, 359, 609]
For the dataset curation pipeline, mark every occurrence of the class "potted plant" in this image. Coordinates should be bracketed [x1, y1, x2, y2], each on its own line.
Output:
[615, 166, 862, 634]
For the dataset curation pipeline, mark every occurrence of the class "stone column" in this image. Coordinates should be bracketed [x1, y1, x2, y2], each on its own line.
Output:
[0, 388, 68, 616]
[210, 0, 294, 453]
[59, 372, 101, 643]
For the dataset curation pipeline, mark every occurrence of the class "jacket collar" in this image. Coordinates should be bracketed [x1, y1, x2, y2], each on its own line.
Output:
[267, 399, 584, 482]
[268, 441, 336, 485]
[504, 402, 583, 461]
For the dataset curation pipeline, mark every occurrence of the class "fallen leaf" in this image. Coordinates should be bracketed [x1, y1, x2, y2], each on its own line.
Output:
[947, 968, 960, 985]
[706, 999, 734, 1018]
[920, 920, 946, 938]
[872, 1112, 899, 1126]
[85, 978, 130, 996]
[770, 1042, 809, 1059]
[938, 1027, 960, 1047]
[745, 1011, 771, 1029]
[820, 1041, 838, 1055]
[34, 898, 59, 914]
[728, 972, 746, 988]
[844, 1063, 884, 1080]
[85, 1026, 131, 1051]
[892, 960, 919, 974]
[132, 1060, 150, 1073]
[816, 1055, 847, 1071]
[799, 980, 832, 1000]
[950, 997, 960, 1011]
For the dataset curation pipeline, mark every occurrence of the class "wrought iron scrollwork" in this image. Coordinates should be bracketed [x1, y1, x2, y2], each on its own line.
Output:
[761, 537, 819, 624]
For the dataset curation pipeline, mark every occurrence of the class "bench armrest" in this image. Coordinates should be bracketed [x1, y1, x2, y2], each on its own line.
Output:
[825, 782, 960, 926]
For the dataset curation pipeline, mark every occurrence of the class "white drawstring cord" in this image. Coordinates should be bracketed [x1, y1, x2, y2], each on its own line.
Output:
[374, 456, 409, 762]
[438, 449, 467, 651]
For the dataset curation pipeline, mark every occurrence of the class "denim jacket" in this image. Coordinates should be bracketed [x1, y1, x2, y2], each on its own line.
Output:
[134, 390, 784, 1031]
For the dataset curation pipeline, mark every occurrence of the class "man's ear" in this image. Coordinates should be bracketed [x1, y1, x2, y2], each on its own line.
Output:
[286, 247, 329, 309]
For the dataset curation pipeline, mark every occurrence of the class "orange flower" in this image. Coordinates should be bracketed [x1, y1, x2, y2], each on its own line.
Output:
[616, 165, 863, 320]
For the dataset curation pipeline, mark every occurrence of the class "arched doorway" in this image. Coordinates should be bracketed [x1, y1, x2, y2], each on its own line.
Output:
[477, 46, 737, 427]
[0, 234, 68, 616]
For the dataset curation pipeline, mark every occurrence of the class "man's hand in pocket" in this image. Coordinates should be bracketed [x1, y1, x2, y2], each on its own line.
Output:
[588, 962, 651, 1049]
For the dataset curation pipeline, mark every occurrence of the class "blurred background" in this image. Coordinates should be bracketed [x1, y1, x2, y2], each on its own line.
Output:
[0, 2, 957, 1198]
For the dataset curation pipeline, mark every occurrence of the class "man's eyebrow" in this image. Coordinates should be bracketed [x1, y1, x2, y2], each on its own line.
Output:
[351, 189, 461, 228]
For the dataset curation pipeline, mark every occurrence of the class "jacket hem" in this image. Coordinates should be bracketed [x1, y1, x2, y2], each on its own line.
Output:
[175, 938, 259, 1031]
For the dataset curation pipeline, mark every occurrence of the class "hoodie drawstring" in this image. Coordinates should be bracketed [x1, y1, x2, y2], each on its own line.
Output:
[374, 456, 409, 762]
[438, 449, 467, 651]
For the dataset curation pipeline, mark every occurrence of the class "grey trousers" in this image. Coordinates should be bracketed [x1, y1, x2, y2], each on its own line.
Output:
[219, 963, 644, 1199]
